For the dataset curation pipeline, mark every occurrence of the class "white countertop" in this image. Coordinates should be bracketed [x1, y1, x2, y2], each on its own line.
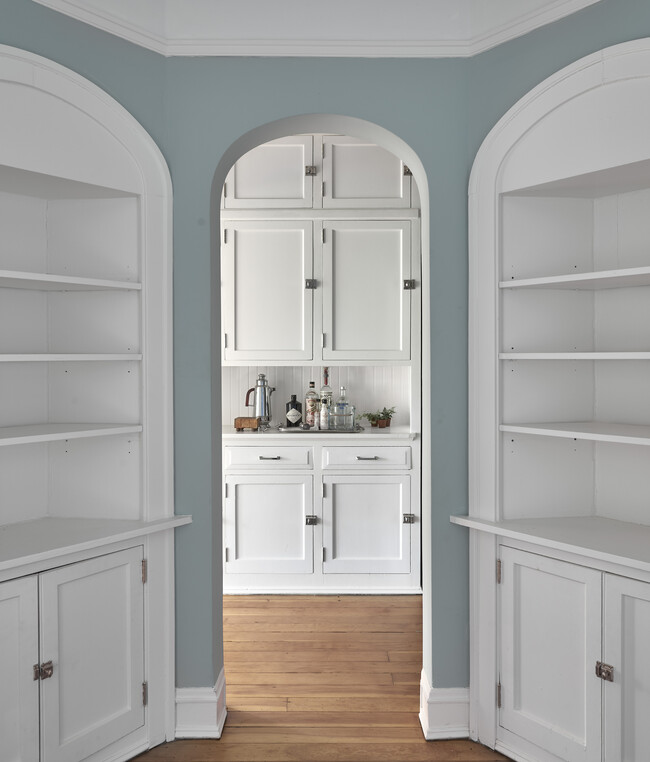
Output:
[222, 424, 417, 442]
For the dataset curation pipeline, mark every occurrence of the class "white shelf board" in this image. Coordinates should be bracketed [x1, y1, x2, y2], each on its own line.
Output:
[0, 353, 143, 362]
[0, 516, 192, 573]
[500, 421, 650, 445]
[0, 423, 142, 446]
[499, 266, 650, 290]
[499, 352, 650, 360]
[451, 515, 650, 574]
[0, 270, 141, 291]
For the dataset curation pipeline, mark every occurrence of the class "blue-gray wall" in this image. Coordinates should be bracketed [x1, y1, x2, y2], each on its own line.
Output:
[2, 0, 650, 690]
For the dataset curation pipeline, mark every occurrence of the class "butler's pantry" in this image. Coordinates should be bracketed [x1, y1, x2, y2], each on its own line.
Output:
[220, 134, 422, 594]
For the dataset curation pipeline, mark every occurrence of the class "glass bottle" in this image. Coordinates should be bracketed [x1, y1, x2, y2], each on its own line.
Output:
[319, 395, 330, 430]
[285, 394, 302, 428]
[319, 367, 333, 410]
[305, 381, 319, 426]
[335, 385, 349, 430]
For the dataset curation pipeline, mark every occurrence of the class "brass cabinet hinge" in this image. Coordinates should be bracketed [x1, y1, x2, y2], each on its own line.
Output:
[223, 229, 227, 244]
[142, 681, 148, 706]
[497, 681, 502, 708]
[496, 558, 502, 584]
[142, 558, 148, 584]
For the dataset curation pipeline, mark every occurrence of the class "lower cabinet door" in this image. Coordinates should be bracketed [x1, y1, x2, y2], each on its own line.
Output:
[603, 574, 650, 762]
[0, 576, 39, 762]
[499, 547, 602, 762]
[39, 547, 145, 762]
[322, 474, 411, 574]
[224, 474, 314, 574]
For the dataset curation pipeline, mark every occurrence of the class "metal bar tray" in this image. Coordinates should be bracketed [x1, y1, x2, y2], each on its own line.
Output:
[275, 424, 365, 434]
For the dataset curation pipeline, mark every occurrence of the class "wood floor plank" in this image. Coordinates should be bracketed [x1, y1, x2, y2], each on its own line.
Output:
[225, 658, 395, 673]
[223, 710, 424, 728]
[228, 682, 417, 697]
[218, 725, 439, 742]
[287, 696, 420, 712]
[223, 648, 391, 662]
[225, 671, 393, 686]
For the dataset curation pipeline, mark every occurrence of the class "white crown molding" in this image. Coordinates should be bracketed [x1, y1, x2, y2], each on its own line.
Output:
[32, 0, 603, 58]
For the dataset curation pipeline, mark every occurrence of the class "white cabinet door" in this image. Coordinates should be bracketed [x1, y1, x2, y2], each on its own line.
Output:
[0, 577, 39, 762]
[222, 220, 314, 362]
[223, 136, 314, 208]
[322, 136, 410, 208]
[499, 547, 602, 762]
[322, 474, 411, 574]
[224, 474, 314, 574]
[603, 574, 650, 762]
[322, 220, 411, 361]
[39, 548, 145, 762]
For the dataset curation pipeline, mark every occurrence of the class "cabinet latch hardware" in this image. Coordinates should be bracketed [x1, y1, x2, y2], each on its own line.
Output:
[142, 682, 148, 706]
[305, 165, 317, 176]
[305, 279, 317, 290]
[403, 165, 413, 176]
[34, 661, 54, 681]
[596, 661, 614, 682]
[305, 515, 318, 526]
[403, 513, 416, 524]
[259, 455, 281, 460]
[403, 279, 416, 290]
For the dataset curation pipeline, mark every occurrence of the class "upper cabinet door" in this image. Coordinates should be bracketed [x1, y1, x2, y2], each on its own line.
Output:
[39, 547, 145, 762]
[222, 220, 314, 363]
[322, 136, 410, 208]
[223, 136, 314, 209]
[0, 576, 39, 762]
[322, 220, 411, 361]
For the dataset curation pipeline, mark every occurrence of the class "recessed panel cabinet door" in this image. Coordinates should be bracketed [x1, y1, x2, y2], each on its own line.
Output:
[322, 136, 410, 208]
[499, 547, 602, 762]
[603, 574, 650, 762]
[222, 221, 313, 362]
[223, 136, 314, 208]
[0, 576, 39, 762]
[322, 474, 411, 574]
[224, 474, 314, 574]
[39, 548, 144, 762]
[322, 220, 411, 361]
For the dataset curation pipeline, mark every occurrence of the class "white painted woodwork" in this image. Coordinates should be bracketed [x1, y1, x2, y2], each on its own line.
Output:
[221, 220, 313, 361]
[322, 474, 411, 574]
[322, 136, 410, 208]
[322, 220, 411, 360]
[603, 575, 650, 762]
[499, 547, 602, 762]
[39, 548, 145, 762]
[465, 39, 650, 756]
[0, 45, 183, 761]
[224, 445, 312, 469]
[0, 576, 39, 762]
[321, 445, 411, 468]
[224, 474, 314, 574]
[223, 136, 313, 208]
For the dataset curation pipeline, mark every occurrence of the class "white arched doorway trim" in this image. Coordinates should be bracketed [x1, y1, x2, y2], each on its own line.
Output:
[209, 113, 433, 734]
[467, 38, 650, 748]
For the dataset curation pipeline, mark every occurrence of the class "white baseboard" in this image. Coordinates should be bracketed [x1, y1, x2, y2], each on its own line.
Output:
[419, 670, 469, 740]
[175, 669, 227, 738]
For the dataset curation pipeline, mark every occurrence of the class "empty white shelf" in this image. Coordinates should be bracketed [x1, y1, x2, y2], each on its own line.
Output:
[500, 266, 650, 290]
[0, 423, 143, 446]
[0, 270, 141, 291]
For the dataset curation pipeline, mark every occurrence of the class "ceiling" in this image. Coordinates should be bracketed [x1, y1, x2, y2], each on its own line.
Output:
[32, 0, 602, 57]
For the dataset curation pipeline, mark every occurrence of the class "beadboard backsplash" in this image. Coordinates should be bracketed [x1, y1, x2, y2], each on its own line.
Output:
[222, 366, 412, 428]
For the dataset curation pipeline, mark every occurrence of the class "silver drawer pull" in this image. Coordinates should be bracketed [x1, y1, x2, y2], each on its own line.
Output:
[259, 455, 281, 460]
[356, 455, 379, 460]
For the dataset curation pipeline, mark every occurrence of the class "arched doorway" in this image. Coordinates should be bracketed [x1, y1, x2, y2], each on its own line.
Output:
[210, 114, 432, 731]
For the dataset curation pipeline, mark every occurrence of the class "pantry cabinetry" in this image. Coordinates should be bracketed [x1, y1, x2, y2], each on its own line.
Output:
[222, 437, 419, 592]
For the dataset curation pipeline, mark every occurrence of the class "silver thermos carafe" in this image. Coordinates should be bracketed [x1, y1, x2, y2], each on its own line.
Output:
[245, 373, 275, 426]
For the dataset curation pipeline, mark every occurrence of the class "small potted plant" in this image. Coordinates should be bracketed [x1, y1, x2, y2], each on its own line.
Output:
[359, 407, 396, 428]
[358, 411, 381, 427]
[378, 406, 396, 427]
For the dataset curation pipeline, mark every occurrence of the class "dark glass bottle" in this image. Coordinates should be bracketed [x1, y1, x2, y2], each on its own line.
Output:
[285, 394, 303, 427]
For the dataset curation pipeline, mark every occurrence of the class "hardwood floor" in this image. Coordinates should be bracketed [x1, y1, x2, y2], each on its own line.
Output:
[136, 595, 509, 761]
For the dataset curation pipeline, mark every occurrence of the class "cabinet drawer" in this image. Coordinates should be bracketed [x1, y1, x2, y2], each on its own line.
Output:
[321, 446, 411, 469]
[224, 446, 312, 469]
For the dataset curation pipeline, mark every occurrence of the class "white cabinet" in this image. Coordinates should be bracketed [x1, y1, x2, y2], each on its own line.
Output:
[322, 220, 412, 361]
[221, 220, 314, 362]
[222, 439, 419, 592]
[223, 134, 411, 210]
[322, 473, 411, 574]
[224, 473, 314, 574]
[0, 547, 144, 762]
[221, 219, 415, 364]
[499, 547, 602, 762]
[223, 136, 314, 209]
